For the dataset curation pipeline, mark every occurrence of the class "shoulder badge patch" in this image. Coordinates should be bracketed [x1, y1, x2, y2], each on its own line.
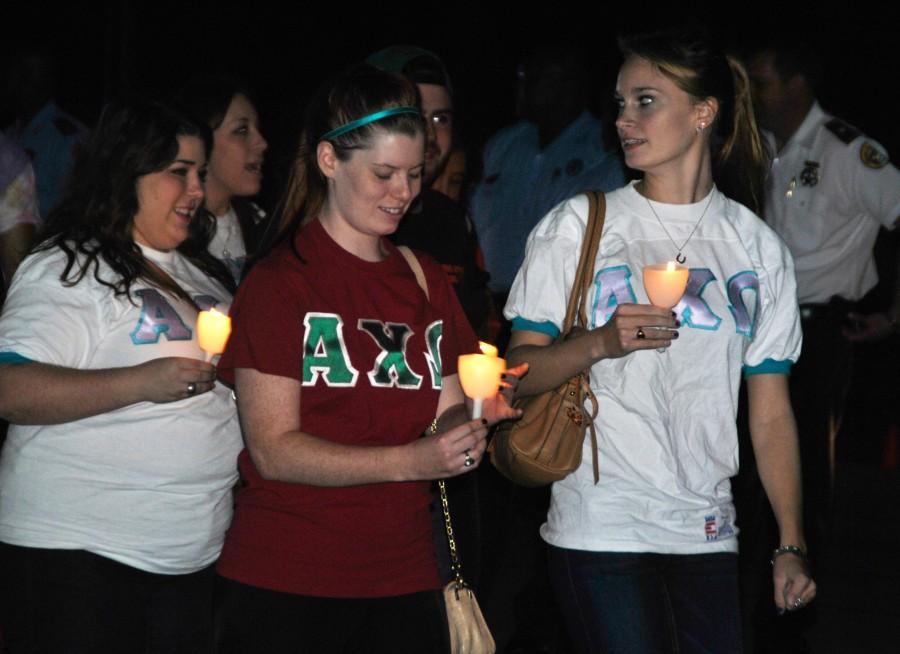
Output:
[825, 118, 860, 144]
[860, 141, 889, 169]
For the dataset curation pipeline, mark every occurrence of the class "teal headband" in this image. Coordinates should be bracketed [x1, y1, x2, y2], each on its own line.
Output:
[319, 106, 421, 142]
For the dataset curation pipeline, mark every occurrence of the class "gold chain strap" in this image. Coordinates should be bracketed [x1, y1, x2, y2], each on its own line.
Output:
[432, 419, 466, 588]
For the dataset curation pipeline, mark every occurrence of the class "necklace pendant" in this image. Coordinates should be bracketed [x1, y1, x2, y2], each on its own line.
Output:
[676, 252, 686, 264]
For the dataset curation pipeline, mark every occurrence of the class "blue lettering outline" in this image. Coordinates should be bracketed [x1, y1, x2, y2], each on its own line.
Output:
[726, 270, 760, 338]
[591, 265, 637, 327]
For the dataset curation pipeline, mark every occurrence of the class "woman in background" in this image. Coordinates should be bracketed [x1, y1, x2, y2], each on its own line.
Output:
[180, 78, 269, 282]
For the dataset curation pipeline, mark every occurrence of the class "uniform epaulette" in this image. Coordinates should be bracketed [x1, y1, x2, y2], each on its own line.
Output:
[825, 118, 860, 145]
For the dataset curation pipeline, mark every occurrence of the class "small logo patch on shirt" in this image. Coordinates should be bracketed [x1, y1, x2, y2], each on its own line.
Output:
[704, 515, 718, 541]
[799, 161, 819, 186]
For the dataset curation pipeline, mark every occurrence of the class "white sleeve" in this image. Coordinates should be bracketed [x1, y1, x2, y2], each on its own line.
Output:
[504, 195, 589, 337]
[846, 138, 900, 230]
[0, 249, 105, 368]
[743, 231, 802, 371]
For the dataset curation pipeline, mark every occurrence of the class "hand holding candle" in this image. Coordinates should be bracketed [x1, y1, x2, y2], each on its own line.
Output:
[643, 261, 689, 309]
[642, 262, 688, 353]
[197, 308, 232, 363]
[458, 341, 506, 419]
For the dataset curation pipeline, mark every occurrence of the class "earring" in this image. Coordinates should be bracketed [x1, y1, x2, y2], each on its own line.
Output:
[696, 122, 706, 134]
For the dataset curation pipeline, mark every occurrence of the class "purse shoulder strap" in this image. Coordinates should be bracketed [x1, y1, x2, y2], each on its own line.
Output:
[400, 255, 470, 585]
[396, 245, 430, 301]
[561, 192, 606, 335]
[561, 192, 605, 485]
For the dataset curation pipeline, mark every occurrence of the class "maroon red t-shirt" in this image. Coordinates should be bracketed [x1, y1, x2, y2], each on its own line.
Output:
[217, 219, 478, 598]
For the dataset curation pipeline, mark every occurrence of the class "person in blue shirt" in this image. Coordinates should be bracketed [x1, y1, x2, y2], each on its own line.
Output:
[470, 45, 626, 299]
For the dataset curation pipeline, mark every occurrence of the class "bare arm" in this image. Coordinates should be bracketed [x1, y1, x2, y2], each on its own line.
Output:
[0, 224, 36, 287]
[506, 303, 678, 397]
[0, 358, 217, 425]
[746, 373, 817, 611]
[235, 368, 491, 486]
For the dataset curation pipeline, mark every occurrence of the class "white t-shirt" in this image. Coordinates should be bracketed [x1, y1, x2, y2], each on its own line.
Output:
[0, 244, 242, 574]
[764, 102, 900, 304]
[506, 182, 802, 554]
[208, 206, 247, 284]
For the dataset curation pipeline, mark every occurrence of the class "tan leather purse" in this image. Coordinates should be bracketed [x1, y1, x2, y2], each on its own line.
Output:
[438, 472, 495, 654]
[488, 192, 605, 487]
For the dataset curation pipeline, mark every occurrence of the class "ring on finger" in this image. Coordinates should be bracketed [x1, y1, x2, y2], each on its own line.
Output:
[463, 449, 475, 467]
[636, 327, 646, 340]
[793, 598, 805, 609]
[187, 382, 197, 396]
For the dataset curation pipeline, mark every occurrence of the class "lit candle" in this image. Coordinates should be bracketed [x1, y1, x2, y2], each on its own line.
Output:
[643, 261, 689, 309]
[197, 308, 232, 362]
[458, 341, 506, 419]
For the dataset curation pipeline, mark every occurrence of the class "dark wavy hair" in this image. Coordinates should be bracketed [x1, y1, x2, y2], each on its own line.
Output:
[619, 29, 769, 214]
[176, 76, 255, 131]
[272, 64, 424, 252]
[35, 101, 236, 300]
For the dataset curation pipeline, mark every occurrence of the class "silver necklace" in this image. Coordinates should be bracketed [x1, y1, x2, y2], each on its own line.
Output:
[642, 189, 714, 264]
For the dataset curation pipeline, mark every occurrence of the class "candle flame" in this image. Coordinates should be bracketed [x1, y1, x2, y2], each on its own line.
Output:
[478, 341, 499, 357]
[197, 307, 232, 355]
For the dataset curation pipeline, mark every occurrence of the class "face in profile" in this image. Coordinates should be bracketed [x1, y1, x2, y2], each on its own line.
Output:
[206, 94, 267, 213]
[321, 129, 425, 241]
[614, 55, 710, 176]
[132, 135, 206, 252]
[418, 83, 453, 186]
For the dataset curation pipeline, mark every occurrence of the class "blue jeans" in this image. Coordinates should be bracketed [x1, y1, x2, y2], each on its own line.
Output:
[548, 546, 742, 654]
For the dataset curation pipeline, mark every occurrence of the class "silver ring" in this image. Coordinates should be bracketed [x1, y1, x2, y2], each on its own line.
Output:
[793, 598, 805, 609]
[463, 450, 475, 467]
[187, 382, 197, 396]
[636, 327, 646, 340]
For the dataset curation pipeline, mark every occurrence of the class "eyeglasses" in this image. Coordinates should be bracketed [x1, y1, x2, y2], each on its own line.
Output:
[426, 111, 453, 130]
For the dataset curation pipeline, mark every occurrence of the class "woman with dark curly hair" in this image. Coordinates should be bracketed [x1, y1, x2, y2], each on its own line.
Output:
[0, 101, 241, 653]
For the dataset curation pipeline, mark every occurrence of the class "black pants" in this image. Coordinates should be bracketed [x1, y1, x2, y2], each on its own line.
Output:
[0, 542, 215, 654]
[215, 577, 450, 654]
[791, 303, 854, 562]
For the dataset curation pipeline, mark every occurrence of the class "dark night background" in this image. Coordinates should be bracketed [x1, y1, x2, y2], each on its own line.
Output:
[3, 3, 898, 171]
[8, 1, 892, 309]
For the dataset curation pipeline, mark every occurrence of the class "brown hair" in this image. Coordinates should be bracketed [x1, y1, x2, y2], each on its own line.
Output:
[272, 65, 423, 250]
[620, 29, 769, 214]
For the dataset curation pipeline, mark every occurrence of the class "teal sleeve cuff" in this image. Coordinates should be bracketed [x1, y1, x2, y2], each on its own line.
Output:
[510, 317, 560, 339]
[743, 358, 792, 377]
[0, 352, 34, 365]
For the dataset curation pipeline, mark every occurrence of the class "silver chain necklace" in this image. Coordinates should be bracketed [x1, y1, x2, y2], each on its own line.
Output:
[642, 189, 714, 264]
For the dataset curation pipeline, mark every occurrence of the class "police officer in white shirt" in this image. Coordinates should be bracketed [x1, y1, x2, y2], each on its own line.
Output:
[748, 41, 900, 563]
